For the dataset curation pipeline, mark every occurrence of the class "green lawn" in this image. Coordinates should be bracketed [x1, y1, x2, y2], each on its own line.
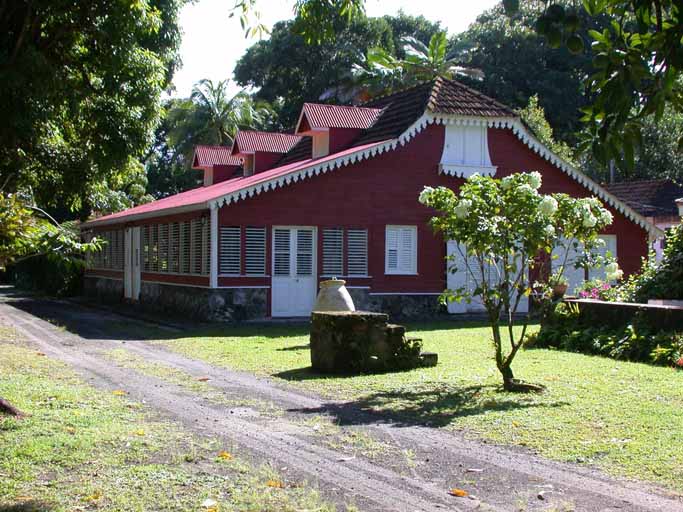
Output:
[0, 327, 335, 512]
[161, 321, 683, 491]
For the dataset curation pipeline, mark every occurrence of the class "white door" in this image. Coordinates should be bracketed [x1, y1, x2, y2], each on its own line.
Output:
[271, 227, 317, 317]
[124, 227, 141, 300]
[446, 241, 528, 314]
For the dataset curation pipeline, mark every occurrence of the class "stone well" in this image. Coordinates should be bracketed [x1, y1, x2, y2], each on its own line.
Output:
[309, 311, 437, 373]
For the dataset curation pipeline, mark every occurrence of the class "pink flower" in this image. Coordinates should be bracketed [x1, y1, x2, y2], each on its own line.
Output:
[676, 357, 683, 368]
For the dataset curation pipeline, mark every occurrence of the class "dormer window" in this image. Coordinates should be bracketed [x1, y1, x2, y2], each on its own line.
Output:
[230, 131, 302, 174]
[295, 103, 382, 158]
[439, 123, 497, 178]
[192, 146, 242, 186]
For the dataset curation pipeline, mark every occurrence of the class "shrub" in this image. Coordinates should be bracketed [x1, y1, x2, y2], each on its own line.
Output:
[10, 254, 85, 297]
[618, 224, 683, 302]
[528, 303, 683, 368]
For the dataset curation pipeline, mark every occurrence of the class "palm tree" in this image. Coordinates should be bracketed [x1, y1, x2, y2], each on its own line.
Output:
[187, 78, 268, 146]
[341, 32, 483, 101]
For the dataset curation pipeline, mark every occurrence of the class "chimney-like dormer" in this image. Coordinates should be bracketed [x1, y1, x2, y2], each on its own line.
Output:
[192, 145, 242, 186]
[677, 197, 683, 217]
[295, 103, 382, 158]
[231, 131, 303, 176]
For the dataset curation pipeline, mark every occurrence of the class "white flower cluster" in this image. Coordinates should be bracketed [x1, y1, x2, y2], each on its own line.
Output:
[544, 224, 556, 237]
[528, 171, 542, 190]
[454, 199, 472, 219]
[540, 196, 558, 216]
[418, 186, 435, 205]
[605, 261, 623, 281]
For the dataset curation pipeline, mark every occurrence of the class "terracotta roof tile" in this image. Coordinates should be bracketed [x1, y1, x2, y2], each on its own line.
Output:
[605, 179, 683, 217]
[192, 145, 242, 168]
[299, 103, 382, 130]
[232, 131, 302, 154]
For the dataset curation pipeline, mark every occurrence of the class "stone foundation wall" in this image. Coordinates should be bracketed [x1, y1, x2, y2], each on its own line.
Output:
[84, 276, 124, 304]
[83, 276, 267, 322]
[348, 289, 447, 320]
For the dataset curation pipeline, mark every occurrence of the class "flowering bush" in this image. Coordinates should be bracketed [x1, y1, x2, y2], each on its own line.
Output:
[419, 172, 616, 391]
[576, 279, 619, 301]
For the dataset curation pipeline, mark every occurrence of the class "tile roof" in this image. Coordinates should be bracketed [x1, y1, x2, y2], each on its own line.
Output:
[427, 76, 516, 117]
[192, 145, 242, 168]
[604, 179, 683, 217]
[232, 131, 303, 154]
[83, 79, 525, 227]
[83, 140, 389, 227]
[299, 103, 382, 130]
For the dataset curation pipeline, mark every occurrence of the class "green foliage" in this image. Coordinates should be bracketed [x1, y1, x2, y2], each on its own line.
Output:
[0, 0, 183, 214]
[420, 172, 616, 389]
[516, 1, 683, 171]
[354, 31, 484, 98]
[618, 224, 683, 302]
[451, 0, 602, 145]
[145, 79, 274, 198]
[10, 255, 85, 297]
[233, 14, 438, 127]
[518, 95, 577, 165]
[0, 192, 100, 295]
[530, 303, 683, 367]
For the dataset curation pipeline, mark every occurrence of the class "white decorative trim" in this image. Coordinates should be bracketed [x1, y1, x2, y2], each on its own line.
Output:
[439, 163, 497, 178]
[345, 286, 371, 289]
[208, 115, 433, 210]
[369, 292, 442, 296]
[218, 274, 270, 278]
[82, 203, 207, 228]
[216, 285, 271, 289]
[84, 275, 123, 281]
[140, 280, 210, 289]
[425, 112, 664, 236]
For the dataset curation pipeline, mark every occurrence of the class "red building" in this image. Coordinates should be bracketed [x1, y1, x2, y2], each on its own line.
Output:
[81, 78, 660, 321]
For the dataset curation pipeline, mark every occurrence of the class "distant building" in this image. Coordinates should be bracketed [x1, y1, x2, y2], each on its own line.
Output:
[605, 179, 683, 259]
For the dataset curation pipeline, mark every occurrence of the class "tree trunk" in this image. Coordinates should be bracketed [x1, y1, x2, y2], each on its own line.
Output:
[0, 396, 25, 418]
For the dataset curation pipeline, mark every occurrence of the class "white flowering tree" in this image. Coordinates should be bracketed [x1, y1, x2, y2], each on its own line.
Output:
[419, 172, 619, 392]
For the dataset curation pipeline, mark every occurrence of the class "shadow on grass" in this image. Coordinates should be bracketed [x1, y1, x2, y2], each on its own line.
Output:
[278, 367, 566, 429]
[276, 343, 311, 352]
[0, 502, 54, 512]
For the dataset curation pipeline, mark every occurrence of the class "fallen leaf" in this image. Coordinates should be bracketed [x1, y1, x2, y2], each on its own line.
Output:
[84, 490, 102, 502]
[448, 488, 468, 497]
[465, 468, 483, 473]
[134, 429, 145, 436]
[197, 377, 210, 382]
[512, 420, 521, 427]
[217, 451, 233, 460]
[201, 498, 218, 509]
[112, 390, 127, 396]
[266, 479, 285, 488]
[66, 426, 76, 434]
[36, 352, 46, 356]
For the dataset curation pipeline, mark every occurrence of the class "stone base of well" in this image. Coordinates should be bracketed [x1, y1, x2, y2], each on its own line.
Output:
[309, 311, 435, 373]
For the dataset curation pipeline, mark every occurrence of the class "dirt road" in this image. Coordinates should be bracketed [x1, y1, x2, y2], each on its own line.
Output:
[2, 289, 681, 512]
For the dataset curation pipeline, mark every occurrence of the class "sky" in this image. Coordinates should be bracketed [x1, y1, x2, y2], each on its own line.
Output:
[171, 0, 499, 98]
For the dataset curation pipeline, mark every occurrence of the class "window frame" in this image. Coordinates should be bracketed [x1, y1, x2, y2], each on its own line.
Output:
[384, 225, 418, 275]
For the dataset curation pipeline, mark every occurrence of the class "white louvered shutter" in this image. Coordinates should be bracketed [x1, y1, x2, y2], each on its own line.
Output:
[220, 227, 241, 275]
[273, 229, 291, 276]
[180, 221, 190, 274]
[158, 224, 169, 272]
[322, 228, 343, 276]
[296, 229, 314, 276]
[191, 218, 202, 274]
[142, 226, 150, 271]
[385, 226, 416, 274]
[169, 222, 180, 273]
[347, 229, 368, 276]
[202, 220, 210, 275]
[245, 227, 266, 275]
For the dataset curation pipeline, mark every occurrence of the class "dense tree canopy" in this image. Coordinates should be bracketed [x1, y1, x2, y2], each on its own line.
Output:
[145, 79, 275, 198]
[233, 13, 441, 128]
[0, 0, 184, 217]
[450, 1, 605, 145]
